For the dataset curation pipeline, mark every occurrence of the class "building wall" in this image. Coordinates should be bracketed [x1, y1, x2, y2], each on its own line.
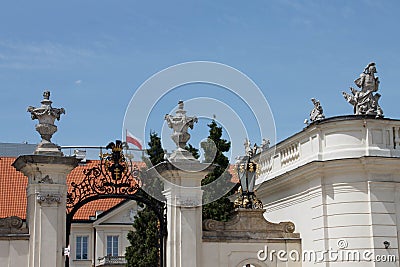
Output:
[255, 117, 400, 267]
[0, 239, 29, 267]
[202, 241, 302, 267]
[69, 201, 138, 267]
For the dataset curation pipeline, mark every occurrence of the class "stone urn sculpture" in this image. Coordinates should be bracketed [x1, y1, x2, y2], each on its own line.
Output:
[27, 91, 65, 155]
[164, 100, 198, 161]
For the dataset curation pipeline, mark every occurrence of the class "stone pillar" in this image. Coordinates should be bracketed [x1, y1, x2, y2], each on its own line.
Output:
[159, 100, 214, 267]
[12, 91, 79, 267]
[13, 155, 79, 267]
[155, 160, 213, 267]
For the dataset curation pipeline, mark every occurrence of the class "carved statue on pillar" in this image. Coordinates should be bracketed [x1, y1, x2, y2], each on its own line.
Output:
[13, 90, 79, 267]
[165, 100, 198, 149]
[27, 91, 65, 155]
[342, 62, 384, 118]
[164, 100, 198, 161]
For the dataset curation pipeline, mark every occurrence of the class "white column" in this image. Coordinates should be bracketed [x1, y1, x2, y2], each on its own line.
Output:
[13, 155, 79, 267]
[157, 162, 211, 267]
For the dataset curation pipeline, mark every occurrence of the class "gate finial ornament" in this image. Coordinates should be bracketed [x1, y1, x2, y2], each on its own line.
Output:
[164, 100, 198, 149]
[27, 91, 65, 155]
[164, 100, 199, 161]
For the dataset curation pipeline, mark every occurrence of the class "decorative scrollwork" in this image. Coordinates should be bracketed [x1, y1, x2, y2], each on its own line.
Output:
[281, 222, 295, 233]
[37, 193, 61, 204]
[0, 216, 23, 229]
[66, 140, 141, 213]
[233, 193, 263, 210]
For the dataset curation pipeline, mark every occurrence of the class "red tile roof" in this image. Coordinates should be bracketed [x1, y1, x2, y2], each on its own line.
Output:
[0, 157, 145, 220]
[0, 156, 238, 221]
[0, 157, 27, 219]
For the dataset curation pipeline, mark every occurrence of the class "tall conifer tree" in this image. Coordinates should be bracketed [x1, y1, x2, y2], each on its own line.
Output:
[126, 131, 164, 267]
[201, 120, 236, 221]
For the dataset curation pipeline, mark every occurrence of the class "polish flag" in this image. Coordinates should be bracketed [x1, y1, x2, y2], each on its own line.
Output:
[126, 130, 143, 150]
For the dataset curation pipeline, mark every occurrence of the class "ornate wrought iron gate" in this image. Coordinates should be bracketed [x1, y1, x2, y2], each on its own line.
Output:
[65, 140, 167, 267]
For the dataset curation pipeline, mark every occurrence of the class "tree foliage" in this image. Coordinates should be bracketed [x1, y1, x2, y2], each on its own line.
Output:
[185, 143, 200, 159]
[126, 131, 164, 267]
[125, 207, 159, 267]
[201, 120, 236, 221]
[145, 131, 165, 166]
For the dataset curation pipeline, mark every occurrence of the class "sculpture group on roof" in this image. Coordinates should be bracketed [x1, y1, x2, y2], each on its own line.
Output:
[305, 62, 384, 127]
[342, 62, 383, 118]
[305, 98, 325, 125]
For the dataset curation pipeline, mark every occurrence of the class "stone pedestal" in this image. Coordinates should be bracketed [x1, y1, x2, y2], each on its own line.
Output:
[202, 209, 301, 267]
[13, 155, 79, 267]
[155, 160, 213, 267]
[203, 209, 299, 240]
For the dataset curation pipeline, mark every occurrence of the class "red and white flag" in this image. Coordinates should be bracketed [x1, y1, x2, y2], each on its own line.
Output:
[126, 130, 143, 150]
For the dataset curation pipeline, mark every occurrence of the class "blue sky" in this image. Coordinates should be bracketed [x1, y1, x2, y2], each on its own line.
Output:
[1, 0, 400, 160]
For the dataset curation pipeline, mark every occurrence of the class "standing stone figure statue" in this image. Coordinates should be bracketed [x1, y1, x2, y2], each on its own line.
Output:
[164, 100, 198, 150]
[261, 138, 270, 151]
[342, 62, 383, 118]
[309, 98, 325, 122]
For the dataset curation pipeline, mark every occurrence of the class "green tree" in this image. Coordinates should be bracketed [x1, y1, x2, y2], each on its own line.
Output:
[126, 131, 164, 267]
[185, 143, 200, 159]
[201, 120, 236, 221]
[125, 207, 159, 267]
[145, 131, 165, 166]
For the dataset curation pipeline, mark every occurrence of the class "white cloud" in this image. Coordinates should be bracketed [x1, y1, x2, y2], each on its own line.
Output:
[75, 80, 82, 85]
[0, 40, 95, 70]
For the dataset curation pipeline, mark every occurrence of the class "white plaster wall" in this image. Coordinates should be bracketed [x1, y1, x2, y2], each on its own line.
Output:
[70, 224, 93, 267]
[69, 224, 132, 267]
[201, 241, 302, 267]
[0, 239, 29, 267]
[256, 118, 400, 267]
[259, 161, 400, 267]
[94, 225, 132, 266]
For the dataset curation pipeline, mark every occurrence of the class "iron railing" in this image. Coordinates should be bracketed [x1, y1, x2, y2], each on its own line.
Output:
[98, 255, 127, 265]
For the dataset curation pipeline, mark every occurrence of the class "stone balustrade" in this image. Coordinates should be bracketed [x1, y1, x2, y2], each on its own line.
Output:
[97, 255, 126, 266]
[254, 116, 400, 185]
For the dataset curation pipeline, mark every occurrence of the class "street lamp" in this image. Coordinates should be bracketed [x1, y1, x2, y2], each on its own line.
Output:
[234, 155, 263, 209]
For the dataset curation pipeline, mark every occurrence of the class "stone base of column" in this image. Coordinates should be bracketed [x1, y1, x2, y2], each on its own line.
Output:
[13, 155, 79, 267]
[152, 159, 214, 267]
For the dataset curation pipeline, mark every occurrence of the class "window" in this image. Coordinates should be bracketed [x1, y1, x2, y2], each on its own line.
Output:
[107, 235, 119, 256]
[76, 235, 88, 260]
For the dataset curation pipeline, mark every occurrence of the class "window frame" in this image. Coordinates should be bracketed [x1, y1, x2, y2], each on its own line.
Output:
[106, 235, 119, 257]
[75, 235, 89, 260]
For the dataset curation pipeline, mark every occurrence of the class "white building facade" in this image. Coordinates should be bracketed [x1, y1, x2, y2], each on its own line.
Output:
[255, 116, 400, 266]
[70, 201, 139, 267]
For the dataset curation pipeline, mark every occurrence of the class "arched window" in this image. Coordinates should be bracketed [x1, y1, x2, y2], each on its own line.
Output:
[236, 259, 268, 267]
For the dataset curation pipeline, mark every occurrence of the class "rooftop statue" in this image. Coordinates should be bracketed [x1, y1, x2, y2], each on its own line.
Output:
[164, 100, 198, 150]
[309, 98, 325, 122]
[342, 62, 383, 118]
[244, 138, 252, 156]
[244, 138, 266, 156]
[261, 138, 270, 151]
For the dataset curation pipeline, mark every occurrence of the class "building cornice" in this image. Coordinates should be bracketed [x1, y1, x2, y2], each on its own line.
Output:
[255, 116, 400, 185]
[256, 156, 400, 199]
